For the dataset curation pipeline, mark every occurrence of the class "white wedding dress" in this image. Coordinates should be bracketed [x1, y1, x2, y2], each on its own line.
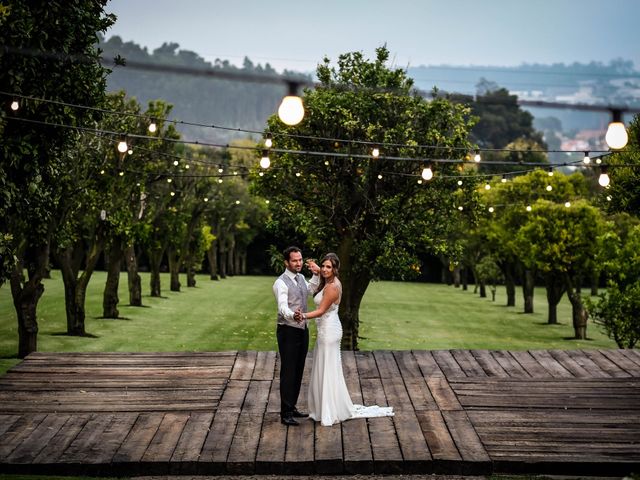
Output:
[308, 283, 394, 426]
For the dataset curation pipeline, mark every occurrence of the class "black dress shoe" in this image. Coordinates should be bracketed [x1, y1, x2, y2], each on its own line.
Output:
[281, 415, 299, 426]
[292, 409, 309, 418]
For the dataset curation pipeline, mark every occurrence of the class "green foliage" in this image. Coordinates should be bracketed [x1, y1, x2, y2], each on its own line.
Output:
[253, 46, 476, 282]
[0, 1, 115, 283]
[586, 281, 640, 348]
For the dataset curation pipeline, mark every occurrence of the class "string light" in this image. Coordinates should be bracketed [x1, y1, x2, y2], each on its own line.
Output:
[548, 167, 554, 177]
[484, 183, 491, 190]
[598, 166, 610, 187]
[173, 160, 179, 166]
[421, 166, 433, 181]
[473, 151, 481, 163]
[501, 175, 507, 183]
[10, 99, 19, 111]
[117, 137, 128, 153]
[372, 147, 380, 158]
[170, 191, 175, 196]
[606, 195, 612, 201]
[235, 200, 240, 205]
[605, 109, 628, 149]
[264, 133, 273, 149]
[488, 206, 494, 213]
[278, 82, 304, 126]
[583, 152, 591, 165]
[377, 174, 383, 179]
[564, 201, 571, 208]
[148, 121, 157, 133]
[546, 185, 553, 191]
[457, 179, 463, 186]
[526, 205, 532, 212]
[167, 178, 172, 183]
[204, 197, 209, 202]
[260, 150, 271, 169]
[457, 206, 464, 211]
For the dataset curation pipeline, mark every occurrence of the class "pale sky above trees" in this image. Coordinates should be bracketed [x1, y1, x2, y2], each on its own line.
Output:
[106, 0, 640, 73]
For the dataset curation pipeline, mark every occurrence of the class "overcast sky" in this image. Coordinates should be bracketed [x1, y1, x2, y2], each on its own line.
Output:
[105, 0, 640, 73]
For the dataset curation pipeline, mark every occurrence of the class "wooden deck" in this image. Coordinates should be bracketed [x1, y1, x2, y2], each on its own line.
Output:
[0, 349, 639, 476]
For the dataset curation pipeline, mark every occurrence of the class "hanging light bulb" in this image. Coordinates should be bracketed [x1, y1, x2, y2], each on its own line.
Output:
[605, 109, 628, 149]
[185, 164, 190, 169]
[218, 167, 224, 173]
[170, 191, 175, 197]
[583, 151, 591, 165]
[564, 201, 571, 208]
[264, 133, 273, 149]
[457, 179, 463, 186]
[148, 121, 157, 133]
[501, 175, 507, 183]
[167, 178, 172, 183]
[204, 197, 209, 202]
[278, 81, 304, 126]
[117, 138, 128, 153]
[457, 206, 464, 211]
[372, 147, 380, 158]
[473, 150, 481, 163]
[598, 167, 610, 187]
[526, 205, 532, 212]
[10, 99, 19, 111]
[173, 160, 179, 166]
[260, 150, 271, 169]
[417, 179, 423, 184]
[484, 183, 491, 190]
[218, 179, 223, 183]
[488, 206, 495, 213]
[595, 157, 602, 165]
[421, 166, 433, 181]
[377, 174, 383, 180]
[127, 149, 133, 155]
[548, 167, 554, 177]
[235, 200, 240, 205]
[546, 185, 553, 191]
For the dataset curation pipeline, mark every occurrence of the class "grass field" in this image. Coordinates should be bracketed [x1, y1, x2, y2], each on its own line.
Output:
[0, 271, 618, 376]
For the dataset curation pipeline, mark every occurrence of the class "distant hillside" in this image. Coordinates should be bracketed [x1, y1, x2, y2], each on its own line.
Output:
[100, 35, 639, 138]
[99, 35, 311, 142]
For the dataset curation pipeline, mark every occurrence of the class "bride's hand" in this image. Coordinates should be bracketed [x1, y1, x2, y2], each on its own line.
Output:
[306, 259, 320, 275]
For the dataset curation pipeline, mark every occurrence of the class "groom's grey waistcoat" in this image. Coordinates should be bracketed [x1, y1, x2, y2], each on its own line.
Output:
[277, 273, 308, 329]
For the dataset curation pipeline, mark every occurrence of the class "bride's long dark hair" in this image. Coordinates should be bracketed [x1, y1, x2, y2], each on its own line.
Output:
[314, 252, 340, 297]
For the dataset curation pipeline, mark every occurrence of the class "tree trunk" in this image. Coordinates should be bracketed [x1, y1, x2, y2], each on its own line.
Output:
[337, 237, 370, 350]
[502, 261, 516, 307]
[103, 240, 123, 318]
[186, 255, 197, 288]
[565, 274, 588, 339]
[227, 234, 235, 276]
[219, 241, 227, 279]
[210, 244, 218, 279]
[168, 247, 181, 291]
[479, 282, 487, 298]
[149, 247, 164, 297]
[590, 270, 599, 296]
[522, 269, 535, 314]
[461, 267, 468, 291]
[452, 264, 461, 288]
[490, 287, 496, 301]
[545, 273, 565, 325]
[10, 243, 49, 358]
[125, 244, 142, 306]
[234, 248, 241, 276]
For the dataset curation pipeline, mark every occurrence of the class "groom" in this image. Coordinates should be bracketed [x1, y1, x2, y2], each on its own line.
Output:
[273, 246, 319, 426]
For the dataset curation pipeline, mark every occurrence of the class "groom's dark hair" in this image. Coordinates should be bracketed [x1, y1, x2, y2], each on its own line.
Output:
[283, 246, 302, 261]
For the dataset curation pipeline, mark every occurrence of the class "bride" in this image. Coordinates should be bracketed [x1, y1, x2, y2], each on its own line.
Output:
[296, 253, 393, 426]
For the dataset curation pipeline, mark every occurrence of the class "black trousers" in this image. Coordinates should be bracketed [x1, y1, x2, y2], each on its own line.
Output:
[276, 323, 309, 417]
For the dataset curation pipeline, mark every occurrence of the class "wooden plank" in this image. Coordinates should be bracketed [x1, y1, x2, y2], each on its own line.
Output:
[411, 350, 445, 378]
[252, 351, 276, 381]
[529, 350, 574, 378]
[57, 413, 115, 463]
[170, 412, 214, 465]
[470, 350, 509, 377]
[599, 349, 640, 376]
[342, 419, 373, 474]
[392, 410, 432, 471]
[217, 379, 249, 412]
[255, 413, 286, 474]
[241, 380, 271, 413]
[442, 410, 490, 464]
[266, 379, 280, 414]
[0, 414, 21, 437]
[491, 351, 530, 377]
[468, 409, 640, 426]
[416, 409, 461, 467]
[199, 411, 239, 466]
[393, 350, 423, 379]
[33, 414, 92, 464]
[283, 415, 314, 474]
[226, 413, 263, 474]
[451, 350, 486, 377]
[230, 351, 256, 380]
[427, 377, 462, 411]
[582, 350, 632, 378]
[0, 414, 46, 459]
[620, 348, 640, 367]
[88, 412, 138, 464]
[404, 378, 438, 411]
[379, 375, 412, 412]
[342, 351, 363, 404]
[508, 350, 552, 378]
[314, 415, 343, 474]
[355, 351, 379, 379]
[432, 350, 466, 378]
[373, 351, 401, 378]
[548, 349, 593, 377]
[565, 350, 611, 377]
[6, 414, 70, 463]
[112, 413, 163, 463]
[141, 412, 190, 462]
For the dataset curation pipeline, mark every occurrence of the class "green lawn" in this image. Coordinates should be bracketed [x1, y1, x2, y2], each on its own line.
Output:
[0, 271, 618, 376]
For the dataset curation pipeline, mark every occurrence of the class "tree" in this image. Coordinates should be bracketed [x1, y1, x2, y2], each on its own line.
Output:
[515, 199, 604, 339]
[253, 47, 476, 349]
[0, 2, 115, 356]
